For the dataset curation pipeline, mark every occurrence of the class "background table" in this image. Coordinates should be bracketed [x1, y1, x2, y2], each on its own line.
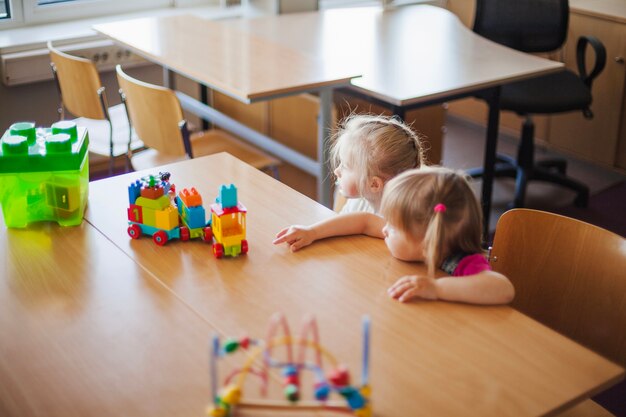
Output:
[93, 4, 563, 237]
[82, 153, 623, 417]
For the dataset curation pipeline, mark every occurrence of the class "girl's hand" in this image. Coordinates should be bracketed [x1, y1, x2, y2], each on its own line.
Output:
[387, 275, 438, 302]
[273, 225, 317, 252]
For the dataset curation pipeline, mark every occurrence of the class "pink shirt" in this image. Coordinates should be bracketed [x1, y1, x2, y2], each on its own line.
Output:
[452, 253, 491, 277]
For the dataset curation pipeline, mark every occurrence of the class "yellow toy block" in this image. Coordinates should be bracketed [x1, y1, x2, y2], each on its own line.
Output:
[155, 206, 178, 230]
[142, 207, 156, 227]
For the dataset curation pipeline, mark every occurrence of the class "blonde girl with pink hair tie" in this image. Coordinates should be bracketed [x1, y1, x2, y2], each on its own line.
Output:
[381, 166, 514, 305]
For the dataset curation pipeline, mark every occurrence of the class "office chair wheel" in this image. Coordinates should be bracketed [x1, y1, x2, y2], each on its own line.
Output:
[537, 159, 567, 175]
[574, 190, 589, 208]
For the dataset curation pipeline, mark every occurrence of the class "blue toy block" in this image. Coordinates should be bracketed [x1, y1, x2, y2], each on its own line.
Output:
[128, 180, 142, 205]
[217, 184, 238, 209]
[185, 205, 206, 229]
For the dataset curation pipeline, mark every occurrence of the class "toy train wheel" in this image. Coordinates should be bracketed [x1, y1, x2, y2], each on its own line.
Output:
[213, 243, 224, 258]
[128, 224, 141, 239]
[180, 226, 190, 241]
[241, 239, 249, 254]
[153, 230, 168, 246]
[203, 226, 213, 243]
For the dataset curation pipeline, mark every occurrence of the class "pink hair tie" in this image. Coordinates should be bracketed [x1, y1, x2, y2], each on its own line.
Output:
[434, 203, 447, 213]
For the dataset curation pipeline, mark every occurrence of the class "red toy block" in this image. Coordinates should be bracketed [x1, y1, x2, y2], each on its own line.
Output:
[128, 204, 143, 223]
[140, 185, 164, 199]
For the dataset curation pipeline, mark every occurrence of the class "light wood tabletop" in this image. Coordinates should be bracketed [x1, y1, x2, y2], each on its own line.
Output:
[93, 14, 359, 103]
[82, 153, 624, 417]
[0, 217, 220, 417]
[227, 4, 564, 106]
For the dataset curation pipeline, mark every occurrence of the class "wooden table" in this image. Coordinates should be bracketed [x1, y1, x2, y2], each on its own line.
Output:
[93, 4, 563, 237]
[70, 153, 624, 417]
[0, 216, 214, 417]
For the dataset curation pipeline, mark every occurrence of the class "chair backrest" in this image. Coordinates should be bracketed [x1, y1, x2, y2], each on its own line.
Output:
[490, 209, 626, 367]
[473, 0, 569, 53]
[48, 41, 107, 120]
[115, 65, 187, 157]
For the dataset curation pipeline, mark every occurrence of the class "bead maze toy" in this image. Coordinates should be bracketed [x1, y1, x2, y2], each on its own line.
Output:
[207, 314, 371, 417]
[0, 121, 89, 228]
[127, 173, 248, 258]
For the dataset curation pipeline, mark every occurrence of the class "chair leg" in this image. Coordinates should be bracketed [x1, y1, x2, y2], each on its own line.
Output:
[269, 165, 280, 180]
[513, 166, 529, 208]
[511, 117, 535, 208]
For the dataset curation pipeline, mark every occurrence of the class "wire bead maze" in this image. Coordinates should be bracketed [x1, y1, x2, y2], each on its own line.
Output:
[207, 313, 371, 417]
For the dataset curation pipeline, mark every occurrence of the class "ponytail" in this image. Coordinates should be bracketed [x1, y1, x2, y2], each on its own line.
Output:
[423, 203, 447, 277]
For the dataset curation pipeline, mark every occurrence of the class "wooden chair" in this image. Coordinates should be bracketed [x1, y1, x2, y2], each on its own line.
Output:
[48, 41, 143, 175]
[490, 209, 626, 416]
[115, 65, 280, 175]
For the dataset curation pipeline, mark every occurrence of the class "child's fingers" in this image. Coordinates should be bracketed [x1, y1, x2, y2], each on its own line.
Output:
[274, 228, 289, 240]
[387, 280, 414, 299]
[398, 287, 420, 303]
[387, 276, 413, 293]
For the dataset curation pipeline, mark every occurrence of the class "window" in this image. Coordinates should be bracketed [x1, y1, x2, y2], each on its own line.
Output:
[0, 0, 217, 29]
[1, 0, 10, 19]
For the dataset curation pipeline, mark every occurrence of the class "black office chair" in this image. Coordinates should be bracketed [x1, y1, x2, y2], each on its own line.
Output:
[469, 0, 606, 208]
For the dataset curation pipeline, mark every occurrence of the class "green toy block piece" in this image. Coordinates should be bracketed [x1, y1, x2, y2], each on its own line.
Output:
[51, 120, 78, 142]
[2, 135, 29, 155]
[45, 133, 72, 153]
[9, 122, 36, 145]
[135, 195, 171, 211]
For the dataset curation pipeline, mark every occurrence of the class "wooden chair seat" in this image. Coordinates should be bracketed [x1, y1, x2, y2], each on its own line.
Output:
[190, 129, 279, 172]
[75, 103, 144, 173]
[130, 129, 279, 173]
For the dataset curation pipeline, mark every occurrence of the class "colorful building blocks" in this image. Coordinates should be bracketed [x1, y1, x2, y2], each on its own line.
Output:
[207, 314, 371, 417]
[210, 184, 248, 258]
[127, 172, 211, 246]
[0, 121, 89, 227]
[126, 175, 248, 258]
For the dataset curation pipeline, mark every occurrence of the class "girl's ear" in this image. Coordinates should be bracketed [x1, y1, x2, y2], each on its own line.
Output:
[369, 176, 384, 194]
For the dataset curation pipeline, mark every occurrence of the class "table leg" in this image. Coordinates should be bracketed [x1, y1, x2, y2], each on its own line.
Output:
[481, 86, 501, 243]
[163, 67, 176, 89]
[318, 89, 333, 208]
[200, 85, 210, 130]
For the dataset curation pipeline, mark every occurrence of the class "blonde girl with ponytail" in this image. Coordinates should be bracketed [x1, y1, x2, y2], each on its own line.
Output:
[382, 166, 514, 305]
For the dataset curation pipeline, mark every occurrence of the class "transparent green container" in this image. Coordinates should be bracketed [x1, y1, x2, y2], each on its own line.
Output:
[0, 121, 89, 228]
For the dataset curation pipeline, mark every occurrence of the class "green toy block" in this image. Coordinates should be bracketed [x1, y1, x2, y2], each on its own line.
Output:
[0, 121, 89, 228]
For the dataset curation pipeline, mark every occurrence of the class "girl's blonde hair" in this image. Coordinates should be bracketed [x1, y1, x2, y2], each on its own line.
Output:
[380, 166, 483, 277]
[330, 114, 425, 201]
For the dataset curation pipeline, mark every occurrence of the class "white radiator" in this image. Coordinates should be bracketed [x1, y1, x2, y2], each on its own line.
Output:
[1, 39, 147, 86]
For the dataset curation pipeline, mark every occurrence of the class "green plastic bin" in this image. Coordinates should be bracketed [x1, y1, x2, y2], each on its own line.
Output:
[0, 121, 89, 227]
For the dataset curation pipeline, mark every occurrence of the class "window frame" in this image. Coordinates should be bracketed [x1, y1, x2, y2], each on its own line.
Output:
[0, 0, 216, 29]
[22, 0, 171, 24]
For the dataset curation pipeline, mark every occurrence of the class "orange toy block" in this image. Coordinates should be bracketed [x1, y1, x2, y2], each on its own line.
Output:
[180, 187, 203, 208]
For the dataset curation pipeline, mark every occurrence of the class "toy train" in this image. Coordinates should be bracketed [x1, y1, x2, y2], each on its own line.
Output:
[126, 172, 248, 258]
